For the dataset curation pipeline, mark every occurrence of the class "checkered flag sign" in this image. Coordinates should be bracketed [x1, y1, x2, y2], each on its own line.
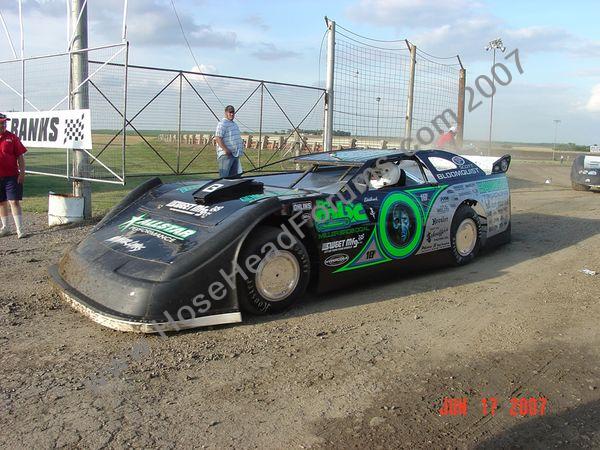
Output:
[63, 113, 86, 144]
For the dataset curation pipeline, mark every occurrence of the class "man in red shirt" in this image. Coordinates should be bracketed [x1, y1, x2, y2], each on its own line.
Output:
[0, 113, 27, 238]
[436, 126, 457, 149]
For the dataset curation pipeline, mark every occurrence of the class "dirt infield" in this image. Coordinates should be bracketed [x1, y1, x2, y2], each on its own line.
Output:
[1, 161, 599, 449]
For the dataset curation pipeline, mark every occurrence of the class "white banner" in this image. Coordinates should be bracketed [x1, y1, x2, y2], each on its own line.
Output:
[2, 109, 92, 150]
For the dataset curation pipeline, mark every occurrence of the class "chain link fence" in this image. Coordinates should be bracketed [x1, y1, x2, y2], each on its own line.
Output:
[330, 23, 464, 150]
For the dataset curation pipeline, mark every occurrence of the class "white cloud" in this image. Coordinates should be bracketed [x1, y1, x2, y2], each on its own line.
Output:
[243, 15, 270, 31]
[585, 84, 600, 112]
[345, 0, 600, 62]
[250, 43, 300, 61]
[347, 0, 482, 29]
[191, 64, 218, 74]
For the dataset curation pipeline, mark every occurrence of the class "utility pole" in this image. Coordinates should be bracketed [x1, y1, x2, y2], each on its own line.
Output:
[376, 97, 381, 138]
[71, 0, 91, 218]
[323, 17, 335, 153]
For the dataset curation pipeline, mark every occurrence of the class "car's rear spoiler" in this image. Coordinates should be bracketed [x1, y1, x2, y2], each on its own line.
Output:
[462, 154, 511, 175]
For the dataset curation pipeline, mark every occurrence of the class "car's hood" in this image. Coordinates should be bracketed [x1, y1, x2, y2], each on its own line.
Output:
[88, 180, 311, 265]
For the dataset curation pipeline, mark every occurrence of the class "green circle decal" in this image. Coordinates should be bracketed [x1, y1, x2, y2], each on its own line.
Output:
[378, 192, 424, 259]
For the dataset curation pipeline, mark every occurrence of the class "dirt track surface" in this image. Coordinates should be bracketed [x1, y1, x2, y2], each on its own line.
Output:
[1, 161, 599, 449]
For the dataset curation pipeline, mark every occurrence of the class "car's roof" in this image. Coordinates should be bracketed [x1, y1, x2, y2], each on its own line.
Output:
[294, 148, 407, 166]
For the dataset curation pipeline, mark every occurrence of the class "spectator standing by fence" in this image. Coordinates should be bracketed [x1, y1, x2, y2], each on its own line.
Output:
[436, 126, 457, 150]
[0, 113, 27, 239]
[215, 105, 244, 177]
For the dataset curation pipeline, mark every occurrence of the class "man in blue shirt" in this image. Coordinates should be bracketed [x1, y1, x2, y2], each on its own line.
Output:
[215, 105, 244, 177]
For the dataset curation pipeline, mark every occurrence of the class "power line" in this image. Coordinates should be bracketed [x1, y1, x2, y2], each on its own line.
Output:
[336, 23, 406, 43]
[169, 0, 224, 108]
[317, 28, 327, 88]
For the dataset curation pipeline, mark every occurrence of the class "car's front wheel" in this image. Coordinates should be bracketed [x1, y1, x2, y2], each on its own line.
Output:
[572, 181, 591, 191]
[237, 226, 310, 315]
[450, 205, 482, 265]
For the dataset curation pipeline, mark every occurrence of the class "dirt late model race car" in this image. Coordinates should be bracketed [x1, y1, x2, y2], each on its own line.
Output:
[50, 149, 512, 333]
[571, 154, 600, 191]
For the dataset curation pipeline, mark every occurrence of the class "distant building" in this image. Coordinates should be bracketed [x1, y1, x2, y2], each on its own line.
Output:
[591, 144, 600, 153]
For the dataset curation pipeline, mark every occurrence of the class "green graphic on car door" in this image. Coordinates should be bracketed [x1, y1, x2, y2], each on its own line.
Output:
[334, 186, 447, 272]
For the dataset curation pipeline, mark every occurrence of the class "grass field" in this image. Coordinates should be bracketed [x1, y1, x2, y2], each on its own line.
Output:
[23, 131, 299, 215]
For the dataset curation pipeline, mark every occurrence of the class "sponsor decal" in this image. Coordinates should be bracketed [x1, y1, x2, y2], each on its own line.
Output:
[3, 109, 92, 149]
[435, 204, 450, 214]
[432, 217, 449, 226]
[426, 229, 446, 244]
[451, 156, 466, 166]
[105, 235, 146, 252]
[292, 201, 312, 212]
[363, 196, 379, 203]
[324, 253, 350, 267]
[202, 183, 224, 193]
[440, 196, 450, 203]
[314, 200, 369, 232]
[119, 214, 197, 243]
[317, 224, 372, 240]
[177, 184, 205, 193]
[321, 234, 366, 253]
[435, 167, 479, 180]
[367, 206, 377, 221]
[378, 192, 424, 259]
[166, 200, 224, 218]
[477, 178, 509, 193]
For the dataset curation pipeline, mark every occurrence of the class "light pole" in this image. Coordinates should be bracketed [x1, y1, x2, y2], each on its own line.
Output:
[553, 119, 561, 161]
[354, 70, 359, 139]
[485, 38, 506, 156]
[376, 97, 381, 138]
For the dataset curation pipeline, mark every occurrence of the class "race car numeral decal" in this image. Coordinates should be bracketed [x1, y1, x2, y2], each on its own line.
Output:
[202, 183, 223, 193]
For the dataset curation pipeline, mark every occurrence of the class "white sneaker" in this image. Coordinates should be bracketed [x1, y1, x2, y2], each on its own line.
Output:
[0, 228, 10, 237]
[17, 231, 28, 239]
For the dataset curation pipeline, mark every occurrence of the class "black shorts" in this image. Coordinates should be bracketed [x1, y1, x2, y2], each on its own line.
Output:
[0, 176, 23, 202]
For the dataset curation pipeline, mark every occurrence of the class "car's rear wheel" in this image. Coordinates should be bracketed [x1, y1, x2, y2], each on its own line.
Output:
[237, 226, 310, 315]
[572, 181, 591, 191]
[450, 205, 482, 265]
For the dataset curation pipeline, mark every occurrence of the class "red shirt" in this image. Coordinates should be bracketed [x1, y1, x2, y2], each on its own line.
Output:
[436, 132, 455, 148]
[0, 130, 27, 177]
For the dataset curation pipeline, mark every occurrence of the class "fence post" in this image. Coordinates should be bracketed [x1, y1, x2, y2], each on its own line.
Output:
[258, 82, 264, 167]
[177, 72, 182, 174]
[324, 17, 335, 153]
[404, 41, 416, 148]
[457, 66, 466, 148]
[122, 41, 129, 183]
[70, 0, 91, 218]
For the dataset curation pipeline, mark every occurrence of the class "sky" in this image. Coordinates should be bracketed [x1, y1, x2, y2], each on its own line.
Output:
[0, 0, 599, 145]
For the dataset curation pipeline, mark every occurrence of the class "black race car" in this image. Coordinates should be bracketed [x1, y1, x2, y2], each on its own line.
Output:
[571, 154, 600, 191]
[50, 149, 512, 333]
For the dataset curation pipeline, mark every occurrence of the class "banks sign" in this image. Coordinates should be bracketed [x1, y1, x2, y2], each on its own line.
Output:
[2, 109, 92, 150]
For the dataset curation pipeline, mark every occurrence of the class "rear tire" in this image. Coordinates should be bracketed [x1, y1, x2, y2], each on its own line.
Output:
[450, 205, 482, 265]
[237, 226, 310, 315]
[572, 181, 591, 191]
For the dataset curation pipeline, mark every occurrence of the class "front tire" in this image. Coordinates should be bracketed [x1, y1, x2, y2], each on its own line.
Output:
[450, 205, 482, 265]
[572, 181, 591, 191]
[237, 226, 310, 315]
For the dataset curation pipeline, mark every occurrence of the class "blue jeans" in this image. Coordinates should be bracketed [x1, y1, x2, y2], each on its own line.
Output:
[218, 155, 242, 178]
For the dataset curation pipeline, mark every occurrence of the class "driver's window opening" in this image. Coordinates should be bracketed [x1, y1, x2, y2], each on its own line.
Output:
[367, 160, 430, 189]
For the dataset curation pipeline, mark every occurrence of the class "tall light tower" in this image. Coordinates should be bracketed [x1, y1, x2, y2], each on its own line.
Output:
[376, 97, 381, 137]
[485, 38, 506, 156]
[553, 119, 561, 161]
